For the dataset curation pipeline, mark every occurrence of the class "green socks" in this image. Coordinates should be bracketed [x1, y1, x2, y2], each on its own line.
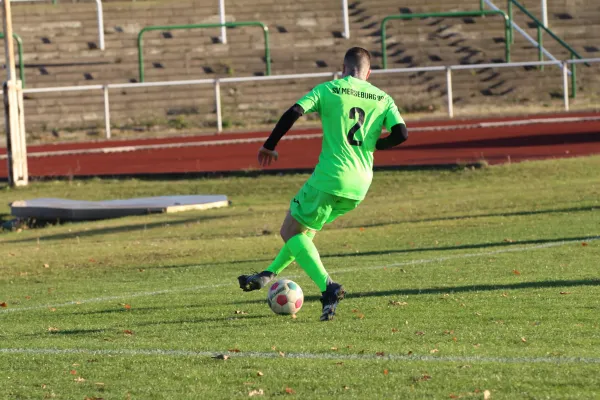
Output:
[265, 230, 315, 275]
[285, 232, 329, 292]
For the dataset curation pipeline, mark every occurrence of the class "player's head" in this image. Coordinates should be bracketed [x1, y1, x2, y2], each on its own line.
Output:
[342, 47, 372, 80]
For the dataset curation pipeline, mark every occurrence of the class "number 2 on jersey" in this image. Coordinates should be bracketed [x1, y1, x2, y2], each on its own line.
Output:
[347, 107, 365, 146]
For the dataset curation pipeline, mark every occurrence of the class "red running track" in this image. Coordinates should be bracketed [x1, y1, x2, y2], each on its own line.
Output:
[1, 112, 600, 178]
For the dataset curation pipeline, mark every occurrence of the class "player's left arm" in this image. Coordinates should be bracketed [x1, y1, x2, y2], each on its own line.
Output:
[376, 123, 408, 150]
[376, 97, 408, 151]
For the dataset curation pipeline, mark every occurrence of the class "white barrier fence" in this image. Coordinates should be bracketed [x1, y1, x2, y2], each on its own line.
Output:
[19, 58, 600, 139]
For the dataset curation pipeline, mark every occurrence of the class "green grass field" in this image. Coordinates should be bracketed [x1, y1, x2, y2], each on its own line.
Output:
[1, 156, 599, 399]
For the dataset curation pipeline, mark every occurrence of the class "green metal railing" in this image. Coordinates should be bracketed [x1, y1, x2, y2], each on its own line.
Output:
[138, 22, 271, 82]
[381, 11, 511, 70]
[0, 32, 25, 87]
[506, 0, 587, 98]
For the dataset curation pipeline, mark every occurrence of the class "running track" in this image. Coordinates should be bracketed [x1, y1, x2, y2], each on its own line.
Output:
[1, 112, 600, 178]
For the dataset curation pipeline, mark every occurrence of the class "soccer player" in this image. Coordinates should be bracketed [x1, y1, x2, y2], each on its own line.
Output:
[238, 47, 408, 321]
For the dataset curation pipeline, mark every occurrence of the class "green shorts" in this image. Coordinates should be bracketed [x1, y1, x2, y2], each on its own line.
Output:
[290, 183, 361, 231]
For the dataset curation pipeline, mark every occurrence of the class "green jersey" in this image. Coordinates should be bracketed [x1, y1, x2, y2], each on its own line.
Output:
[296, 75, 404, 200]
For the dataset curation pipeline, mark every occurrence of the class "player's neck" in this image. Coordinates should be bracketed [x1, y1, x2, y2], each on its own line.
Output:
[342, 73, 366, 80]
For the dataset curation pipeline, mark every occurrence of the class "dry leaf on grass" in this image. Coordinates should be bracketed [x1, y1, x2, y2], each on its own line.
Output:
[389, 301, 408, 306]
[123, 330, 134, 336]
[376, 352, 385, 357]
[391, 328, 399, 333]
[278, 351, 285, 357]
[212, 354, 229, 360]
[383, 369, 389, 375]
[48, 327, 59, 332]
[430, 349, 439, 354]
[512, 270, 521, 275]
[235, 310, 248, 315]
[560, 292, 571, 295]
[415, 331, 425, 336]
[0, 302, 7, 308]
[124, 304, 131, 310]
[43, 263, 50, 268]
[484, 390, 492, 399]
[285, 387, 295, 394]
[330, 347, 338, 351]
[581, 242, 588, 246]
[343, 385, 350, 390]
[248, 389, 264, 397]
[257, 371, 264, 377]
[413, 374, 431, 382]
[335, 362, 344, 366]
[521, 337, 527, 343]
[70, 370, 77, 375]
[228, 348, 241, 353]
[74, 377, 85, 383]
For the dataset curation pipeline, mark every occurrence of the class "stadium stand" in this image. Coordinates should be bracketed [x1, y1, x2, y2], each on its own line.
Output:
[2, 0, 599, 137]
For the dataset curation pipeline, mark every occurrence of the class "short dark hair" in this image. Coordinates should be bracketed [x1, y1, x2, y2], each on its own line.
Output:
[343, 47, 371, 73]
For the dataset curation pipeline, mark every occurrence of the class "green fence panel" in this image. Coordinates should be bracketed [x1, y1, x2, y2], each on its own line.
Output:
[506, 0, 587, 98]
[381, 11, 510, 69]
[138, 22, 270, 82]
[0, 33, 25, 87]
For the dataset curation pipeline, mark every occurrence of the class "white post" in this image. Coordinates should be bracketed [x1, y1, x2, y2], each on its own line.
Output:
[214, 79, 222, 133]
[541, 0, 548, 28]
[3, 0, 28, 186]
[103, 85, 111, 138]
[219, 0, 227, 44]
[96, 0, 105, 50]
[446, 67, 454, 118]
[341, 0, 350, 39]
[562, 61, 569, 111]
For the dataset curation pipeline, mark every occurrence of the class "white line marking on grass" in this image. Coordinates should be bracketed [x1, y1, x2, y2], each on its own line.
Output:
[1, 347, 599, 364]
[1, 236, 597, 315]
[0, 283, 231, 314]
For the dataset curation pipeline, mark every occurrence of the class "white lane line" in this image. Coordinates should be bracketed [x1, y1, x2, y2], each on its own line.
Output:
[1, 236, 597, 315]
[0, 347, 598, 364]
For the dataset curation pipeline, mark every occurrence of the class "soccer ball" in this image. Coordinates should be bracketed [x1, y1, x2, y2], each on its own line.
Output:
[267, 279, 304, 315]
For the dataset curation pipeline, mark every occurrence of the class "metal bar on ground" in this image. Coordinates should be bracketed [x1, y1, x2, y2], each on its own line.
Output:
[562, 61, 569, 110]
[541, 0, 548, 27]
[103, 85, 111, 139]
[215, 79, 222, 133]
[95, 0, 105, 50]
[342, 0, 350, 38]
[446, 67, 454, 118]
[219, 0, 227, 44]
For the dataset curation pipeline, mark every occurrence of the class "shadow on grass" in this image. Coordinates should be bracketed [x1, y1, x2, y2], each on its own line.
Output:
[323, 235, 598, 259]
[4, 213, 239, 243]
[164, 234, 597, 269]
[234, 279, 600, 305]
[340, 206, 598, 230]
[69, 303, 215, 316]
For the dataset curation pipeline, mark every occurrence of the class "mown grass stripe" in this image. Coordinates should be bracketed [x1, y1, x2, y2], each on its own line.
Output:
[1, 347, 598, 364]
[1, 236, 598, 315]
